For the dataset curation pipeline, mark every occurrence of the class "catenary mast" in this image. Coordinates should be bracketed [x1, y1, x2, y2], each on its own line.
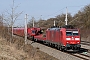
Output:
[65, 7, 68, 25]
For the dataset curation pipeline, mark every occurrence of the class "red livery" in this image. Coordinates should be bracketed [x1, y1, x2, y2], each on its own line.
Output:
[13, 25, 81, 51]
[34, 25, 81, 51]
[13, 28, 25, 36]
[13, 27, 41, 38]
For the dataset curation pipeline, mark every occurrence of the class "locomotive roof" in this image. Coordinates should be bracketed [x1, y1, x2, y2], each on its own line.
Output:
[48, 27, 60, 30]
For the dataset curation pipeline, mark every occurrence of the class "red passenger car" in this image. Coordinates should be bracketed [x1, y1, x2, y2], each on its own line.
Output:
[13, 28, 24, 36]
[13, 27, 42, 39]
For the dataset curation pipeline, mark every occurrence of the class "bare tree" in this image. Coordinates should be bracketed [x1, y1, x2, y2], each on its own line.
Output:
[3, 0, 23, 44]
[4, 0, 22, 34]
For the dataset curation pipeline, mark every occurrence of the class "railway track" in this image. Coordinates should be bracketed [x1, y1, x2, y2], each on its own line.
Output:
[81, 41, 90, 53]
[27, 40, 90, 60]
[31, 40, 90, 60]
[14, 35, 90, 60]
[63, 48, 90, 60]
[38, 40, 90, 60]
[69, 53, 90, 60]
[81, 41, 90, 46]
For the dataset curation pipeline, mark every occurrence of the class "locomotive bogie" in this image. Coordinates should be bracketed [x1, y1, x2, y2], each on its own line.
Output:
[65, 44, 81, 50]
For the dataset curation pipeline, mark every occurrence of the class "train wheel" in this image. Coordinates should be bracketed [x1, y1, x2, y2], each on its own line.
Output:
[32, 36, 34, 41]
[50, 43, 53, 47]
[59, 46, 62, 50]
[77, 47, 80, 51]
[43, 41, 45, 44]
[54, 44, 57, 48]
[61, 46, 65, 51]
[52, 44, 55, 48]
[34, 39, 37, 42]
[48, 42, 51, 47]
[57, 45, 60, 50]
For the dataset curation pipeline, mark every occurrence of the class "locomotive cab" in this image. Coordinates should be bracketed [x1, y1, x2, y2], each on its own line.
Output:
[60, 25, 81, 51]
[65, 29, 81, 50]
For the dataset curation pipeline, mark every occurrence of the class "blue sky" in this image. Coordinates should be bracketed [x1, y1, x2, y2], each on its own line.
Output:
[0, 0, 90, 27]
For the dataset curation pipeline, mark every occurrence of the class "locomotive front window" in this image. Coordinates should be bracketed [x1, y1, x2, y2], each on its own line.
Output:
[73, 33, 78, 36]
[66, 32, 72, 36]
[66, 31, 79, 36]
[73, 31, 78, 36]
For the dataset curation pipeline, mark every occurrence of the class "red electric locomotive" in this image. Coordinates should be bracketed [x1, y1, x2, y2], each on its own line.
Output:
[34, 25, 81, 51]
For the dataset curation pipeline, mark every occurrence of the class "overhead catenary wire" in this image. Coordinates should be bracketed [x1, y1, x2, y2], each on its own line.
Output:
[42, 4, 88, 20]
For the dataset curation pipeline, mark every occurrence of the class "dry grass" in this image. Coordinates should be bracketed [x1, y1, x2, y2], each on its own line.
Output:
[0, 35, 58, 60]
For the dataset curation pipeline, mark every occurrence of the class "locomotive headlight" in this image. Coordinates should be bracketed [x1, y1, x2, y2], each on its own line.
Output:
[66, 38, 71, 40]
[67, 42, 69, 43]
[77, 42, 79, 43]
[75, 38, 80, 40]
